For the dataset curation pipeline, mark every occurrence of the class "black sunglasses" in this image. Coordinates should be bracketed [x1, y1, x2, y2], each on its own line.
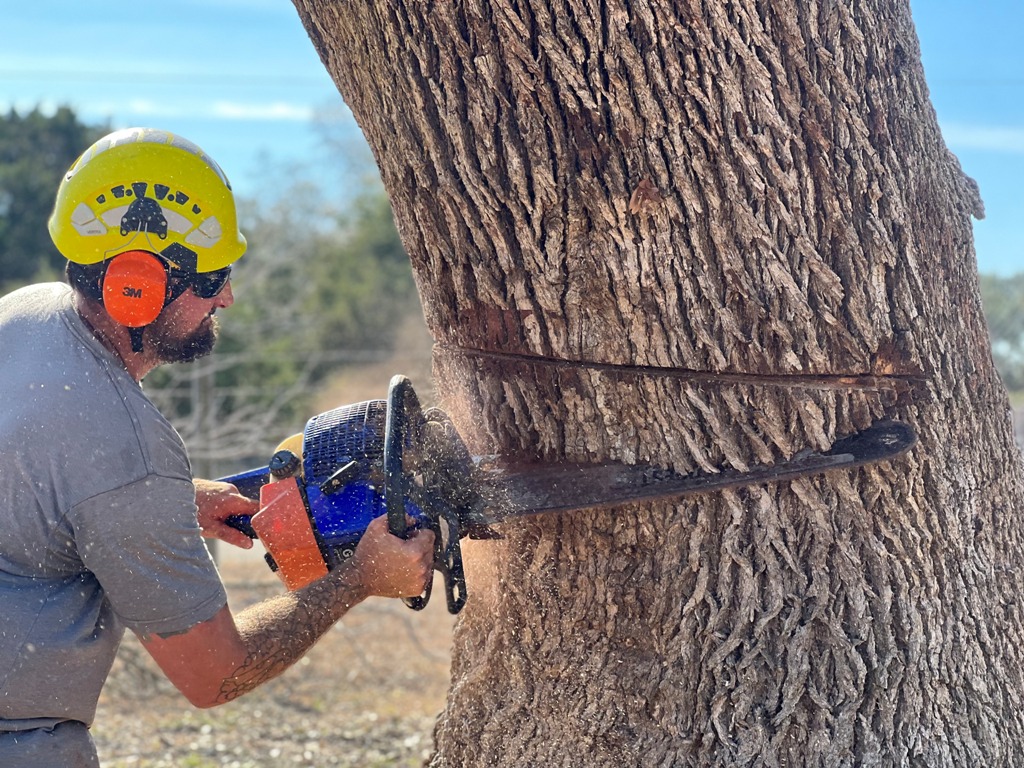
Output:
[169, 266, 232, 299]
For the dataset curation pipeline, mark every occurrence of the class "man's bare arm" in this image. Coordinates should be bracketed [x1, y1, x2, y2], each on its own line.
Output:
[140, 516, 434, 707]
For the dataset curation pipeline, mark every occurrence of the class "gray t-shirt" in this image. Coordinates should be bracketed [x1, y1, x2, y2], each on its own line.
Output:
[0, 284, 228, 739]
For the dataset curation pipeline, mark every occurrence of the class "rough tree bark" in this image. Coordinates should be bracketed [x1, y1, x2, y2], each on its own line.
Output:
[292, 1, 1024, 764]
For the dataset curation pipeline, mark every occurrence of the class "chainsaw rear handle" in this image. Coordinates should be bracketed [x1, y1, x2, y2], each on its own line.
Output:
[221, 467, 269, 539]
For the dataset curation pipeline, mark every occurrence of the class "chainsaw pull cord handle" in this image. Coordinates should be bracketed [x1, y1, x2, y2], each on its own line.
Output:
[383, 375, 432, 610]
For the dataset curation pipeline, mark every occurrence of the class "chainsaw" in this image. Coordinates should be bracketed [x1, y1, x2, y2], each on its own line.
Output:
[221, 375, 917, 614]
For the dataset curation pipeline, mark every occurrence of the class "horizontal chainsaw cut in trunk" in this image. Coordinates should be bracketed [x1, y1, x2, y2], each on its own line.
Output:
[293, 0, 1024, 764]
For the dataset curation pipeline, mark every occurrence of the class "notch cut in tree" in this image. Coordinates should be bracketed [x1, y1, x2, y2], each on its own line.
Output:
[292, 1, 1024, 764]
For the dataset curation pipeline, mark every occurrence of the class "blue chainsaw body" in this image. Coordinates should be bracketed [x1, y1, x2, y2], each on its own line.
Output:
[304, 480, 427, 559]
[221, 385, 444, 601]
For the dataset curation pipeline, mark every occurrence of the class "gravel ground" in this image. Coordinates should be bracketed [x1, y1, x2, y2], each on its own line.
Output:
[92, 547, 456, 767]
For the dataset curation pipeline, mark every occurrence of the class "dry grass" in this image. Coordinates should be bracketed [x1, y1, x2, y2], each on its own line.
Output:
[93, 546, 456, 767]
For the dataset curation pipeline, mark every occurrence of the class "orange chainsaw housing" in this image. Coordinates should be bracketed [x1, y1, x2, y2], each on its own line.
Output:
[250, 478, 328, 590]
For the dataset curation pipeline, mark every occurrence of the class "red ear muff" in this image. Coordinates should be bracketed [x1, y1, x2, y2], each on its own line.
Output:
[102, 251, 169, 328]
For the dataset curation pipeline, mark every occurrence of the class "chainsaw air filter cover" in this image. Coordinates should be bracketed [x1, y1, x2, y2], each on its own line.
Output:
[303, 399, 388, 483]
[301, 399, 427, 568]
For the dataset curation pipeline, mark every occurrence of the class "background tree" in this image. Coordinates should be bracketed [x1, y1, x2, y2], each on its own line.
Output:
[146, 168, 420, 471]
[293, 0, 1024, 764]
[981, 272, 1024, 395]
[0, 107, 104, 291]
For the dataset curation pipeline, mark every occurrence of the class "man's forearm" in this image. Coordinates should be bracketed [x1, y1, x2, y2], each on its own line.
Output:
[138, 517, 433, 707]
[215, 563, 369, 704]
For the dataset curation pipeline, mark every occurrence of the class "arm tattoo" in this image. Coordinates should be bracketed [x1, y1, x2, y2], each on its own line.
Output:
[216, 565, 367, 704]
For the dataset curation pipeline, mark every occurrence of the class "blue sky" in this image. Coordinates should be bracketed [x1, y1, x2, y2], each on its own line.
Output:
[2, 0, 1020, 276]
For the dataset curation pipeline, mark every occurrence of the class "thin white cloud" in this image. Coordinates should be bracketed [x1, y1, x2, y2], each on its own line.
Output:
[174, 0, 286, 11]
[941, 122, 1024, 155]
[114, 99, 314, 122]
[0, 98, 317, 124]
[121, 99, 186, 118]
[212, 101, 314, 121]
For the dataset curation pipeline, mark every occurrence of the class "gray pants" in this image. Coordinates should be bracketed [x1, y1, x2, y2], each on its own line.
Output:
[0, 721, 99, 767]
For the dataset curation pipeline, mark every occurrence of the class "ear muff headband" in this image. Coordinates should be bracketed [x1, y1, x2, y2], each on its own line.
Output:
[102, 250, 169, 328]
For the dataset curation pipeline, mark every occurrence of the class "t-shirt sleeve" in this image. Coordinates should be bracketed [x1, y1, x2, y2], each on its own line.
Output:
[68, 474, 228, 637]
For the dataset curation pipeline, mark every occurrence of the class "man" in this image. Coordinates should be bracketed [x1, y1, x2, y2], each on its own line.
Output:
[0, 127, 435, 766]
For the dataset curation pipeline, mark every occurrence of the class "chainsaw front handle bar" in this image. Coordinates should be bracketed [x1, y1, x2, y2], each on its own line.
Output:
[383, 375, 415, 540]
[382, 374, 469, 614]
[383, 374, 432, 611]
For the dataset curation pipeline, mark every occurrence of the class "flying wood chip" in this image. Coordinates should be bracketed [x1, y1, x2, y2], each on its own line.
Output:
[629, 178, 663, 215]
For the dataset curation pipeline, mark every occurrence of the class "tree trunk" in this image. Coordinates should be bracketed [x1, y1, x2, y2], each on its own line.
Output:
[292, 0, 1024, 764]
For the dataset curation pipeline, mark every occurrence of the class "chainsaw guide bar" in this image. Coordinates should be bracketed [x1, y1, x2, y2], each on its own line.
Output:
[470, 419, 918, 526]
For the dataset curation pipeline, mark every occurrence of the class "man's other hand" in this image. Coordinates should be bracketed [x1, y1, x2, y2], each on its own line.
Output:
[194, 478, 258, 549]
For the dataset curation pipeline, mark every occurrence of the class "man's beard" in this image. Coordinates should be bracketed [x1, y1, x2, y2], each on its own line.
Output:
[148, 315, 221, 364]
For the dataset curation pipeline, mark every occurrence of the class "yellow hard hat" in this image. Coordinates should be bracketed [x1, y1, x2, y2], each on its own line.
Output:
[48, 127, 247, 273]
